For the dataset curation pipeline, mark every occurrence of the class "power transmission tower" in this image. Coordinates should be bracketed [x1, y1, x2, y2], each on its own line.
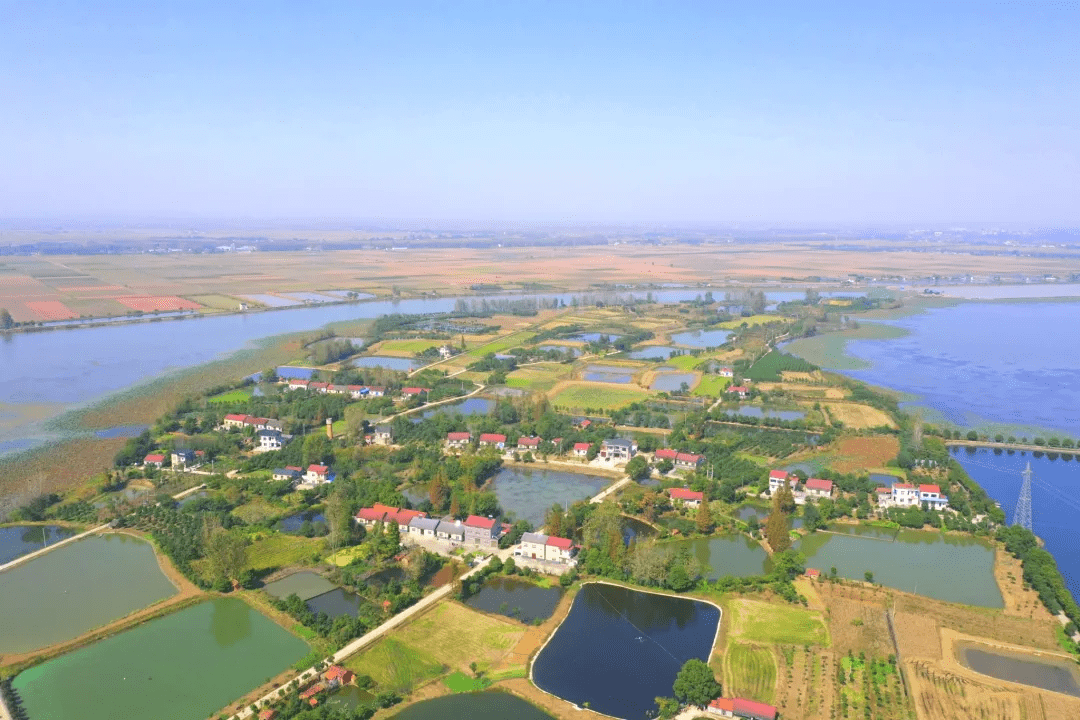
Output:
[1014, 461, 1033, 531]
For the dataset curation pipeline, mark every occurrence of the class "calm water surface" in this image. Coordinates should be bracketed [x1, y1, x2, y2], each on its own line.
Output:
[11, 597, 309, 720]
[464, 576, 563, 623]
[733, 405, 806, 421]
[650, 372, 696, 391]
[957, 643, 1080, 697]
[421, 397, 494, 418]
[627, 346, 682, 360]
[0, 533, 179, 654]
[490, 467, 610, 527]
[262, 570, 337, 600]
[670, 329, 731, 348]
[0, 524, 77, 565]
[796, 529, 1003, 607]
[277, 511, 327, 533]
[391, 691, 555, 720]
[352, 355, 419, 371]
[306, 587, 370, 618]
[582, 364, 634, 383]
[663, 534, 773, 579]
[532, 583, 719, 720]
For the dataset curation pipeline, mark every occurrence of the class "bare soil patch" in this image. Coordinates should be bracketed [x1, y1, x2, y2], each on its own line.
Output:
[828, 435, 901, 472]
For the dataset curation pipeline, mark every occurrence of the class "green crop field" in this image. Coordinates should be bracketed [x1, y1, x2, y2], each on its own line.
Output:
[728, 598, 830, 647]
[443, 670, 492, 693]
[207, 388, 252, 404]
[379, 338, 441, 354]
[725, 642, 776, 704]
[465, 331, 536, 357]
[345, 637, 447, 693]
[665, 353, 709, 370]
[717, 314, 780, 329]
[692, 374, 730, 397]
[550, 382, 648, 411]
[243, 533, 323, 572]
[505, 364, 569, 391]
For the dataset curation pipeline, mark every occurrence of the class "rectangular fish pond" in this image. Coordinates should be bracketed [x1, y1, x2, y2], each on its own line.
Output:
[532, 582, 720, 719]
[10, 597, 311, 720]
[956, 641, 1080, 697]
[463, 576, 563, 624]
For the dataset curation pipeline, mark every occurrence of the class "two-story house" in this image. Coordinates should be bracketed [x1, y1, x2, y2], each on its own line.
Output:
[804, 478, 833, 499]
[520, 532, 548, 559]
[544, 536, 575, 564]
[463, 515, 500, 548]
[446, 431, 472, 449]
[600, 438, 636, 462]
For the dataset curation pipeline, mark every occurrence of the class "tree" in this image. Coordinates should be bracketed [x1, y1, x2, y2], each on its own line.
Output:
[0, 308, 12, 329]
[672, 658, 722, 708]
[428, 471, 449, 511]
[302, 432, 332, 467]
[625, 456, 650, 481]
[864, 571, 874, 583]
[966, 430, 978, 441]
[654, 697, 680, 719]
[802, 501, 822, 532]
[326, 483, 353, 550]
[695, 496, 712, 534]
[545, 504, 565, 537]
[775, 484, 796, 515]
[205, 529, 248, 583]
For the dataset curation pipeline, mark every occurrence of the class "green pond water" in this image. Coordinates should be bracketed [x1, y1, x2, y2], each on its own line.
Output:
[391, 690, 555, 719]
[662, 534, 773, 579]
[12, 598, 310, 720]
[0, 533, 179, 654]
[797, 529, 1003, 607]
[263, 570, 337, 600]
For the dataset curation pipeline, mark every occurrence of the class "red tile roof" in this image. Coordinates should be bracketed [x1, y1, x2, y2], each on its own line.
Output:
[546, 536, 573, 549]
[447, 431, 471, 441]
[224, 413, 248, 422]
[144, 453, 165, 463]
[573, 442, 591, 451]
[669, 487, 704, 501]
[479, 433, 506, 443]
[894, 483, 915, 490]
[728, 385, 749, 393]
[258, 710, 278, 720]
[388, 509, 426, 525]
[732, 697, 778, 720]
[324, 665, 353, 682]
[286, 465, 303, 472]
[655, 448, 678, 460]
[708, 698, 735, 712]
[578, 419, 592, 428]
[307, 464, 329, 474]
[805, 478, 833, 492]
[768, 470, 789, 480]
[919, 484, 941, 494]
[402, 386, 429, 394]
[356, 508, 386, 522]
[464, 515, 496, 529]
[675, 452, 703, 463]
[875, 487, 892, 493]
[805, 568, 822, 577]
[518, 436, 540, 446]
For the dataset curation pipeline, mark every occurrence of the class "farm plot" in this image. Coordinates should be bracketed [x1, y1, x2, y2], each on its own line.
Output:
[693, 374, 731, 397]
[725, 642, 776, 704]
[505, 364, 571, 392]
[549, 381, 649, 412]
[774, 645, 837, 720]
[727, 598, 830, 647]
[345, 637, 446, 693]
[377, 338, 442, 355]
[827, 435, 901, 474]
[465, 331, 537, 357]
[207, 388, 253, 404]
[114, 295, 203, 312]
[25, 300, 78, 320]
[822, 402, 896, 429]
[188, 293, 244, 311]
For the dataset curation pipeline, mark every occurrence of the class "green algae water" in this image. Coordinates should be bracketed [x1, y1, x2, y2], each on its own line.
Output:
[12, 598, 310, 720]
[0, 533, 178, 654]
[391, 691, 555, 719]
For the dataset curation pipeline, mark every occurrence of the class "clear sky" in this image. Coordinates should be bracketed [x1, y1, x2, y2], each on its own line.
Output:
[2, 1, 1078, 225]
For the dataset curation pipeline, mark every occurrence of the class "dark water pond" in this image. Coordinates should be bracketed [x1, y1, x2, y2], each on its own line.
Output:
[671, 328, 732, 348]
[627, 346, 681, 360]
[325, 684, 377, 711]
[352, 355, 419, 371]
[583, 364, 634, 383]
[734, 405, 806, 421]
[306, 587, 370, 619]
[490, 467, 610, 527]
[869, 472, 902, 487]
[421, 397, 494, 418]
[664, 534, 773, 580]
[464, 576, 563, 623]
[278, 511, 327, 533]
[650, 372, 696, 391]
[0, 524, 77, 565]
[621, 516, 657, 545]
[391, 691, 555, 719]
[263, 571, 337, 601]
[958, 643, 1080, 697]
[532, 583, 720, 720]
[571, 332, 622, 343]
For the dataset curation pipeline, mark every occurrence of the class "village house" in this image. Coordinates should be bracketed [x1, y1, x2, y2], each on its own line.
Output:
[879, 482, 920, 508]
[408, 516, 441, 538]
[401, 387, 429, 400]
[171, 449, 195, 467]
[654, 448, 678, 463]
[365, 386, 385, 397]
[675, 452, 705, 471]
[373, 424, 393, 445]
[257, 709, 277, 720]
[478, 433, 507, 449]
[446, 431, 471, 449]
[805, 568, 822, 580]
[143, 453, 165, 468]
[600, 437, 637, 462]
[355, 507, 388, 527]
[323, 665, 355, 688]
[727, 385, 750, 399]
[436, 517, 465, 543]
[718, 367, 734, 378]
[272, 467, 302, 482]
[919, 483, 949, 509]
[668, 487, 704, 508]
[572, 441, 592, 458]
[707, 697, 778, 720]
[517, 436, 541, 452]
[544, 535, 576, 564]
[804, 477, 833, 499]
[222, 413, 249, 429]
[463, 515, 500, 547]
[256, 429, 284, 452]
[309, 381, 329, 393]
[520, 531, 548, 559]
[347, 385, 366, 399]
[387, 508, 426, 533]
[768, 470, 798, 495]
[303, 464, 331, 485]
[286, 379, 309, 391]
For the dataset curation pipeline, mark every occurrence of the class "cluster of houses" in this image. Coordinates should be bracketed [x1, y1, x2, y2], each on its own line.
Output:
[706, 696, 778, 720]
[518, 532, 579, 564]
[654, 448, 705, 471]
[354, 503, 515, 551]
[767, 470, 833, 501]
[221, 413, 291, 453]
[875, 482, 948, 510]
[143, 450, 207, 469]
[283, 379, 386, 398]
[271, 464, 332, 489]
[274, 665, 356, 714]
[444, 432, 564, 453]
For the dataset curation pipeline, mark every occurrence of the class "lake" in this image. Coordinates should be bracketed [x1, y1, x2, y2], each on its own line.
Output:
[627, 345, 682, 360]
[796, 528, 1003, 607]
[953, 448, 1080, 605]
[663, 534, 773, 579]
[352, 355, 419, 371]
[583, 364, 634, 383]
[391, 691, 555, 720]
[670, 328, 732, 348]
[0, 533, 179, 654]
[464, 576, 563, 623]
[306, 587, 371, 619]
[421, 396, 494, 418]
[650, 372, 697, 392]
[532, 582, 720, 720]
[734, 405, 806, 421]
[489, 467, 610, 527]
[956, 641, 1080, 697]
[263, 570, 337, 600]
[786, 302, 1080, 436]
[10, 597, 310, 720]
[0, 524, 77, 565]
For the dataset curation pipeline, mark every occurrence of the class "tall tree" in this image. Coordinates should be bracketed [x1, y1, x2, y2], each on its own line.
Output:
[695, 494, 712, 534]
[428, 471, 449, 511]
[449, 493, 461, 518]
[545, 504, 564, 537]
[0, 308, 12, 329]
[672, 658, 722, 707]
[326, 483, 353, 550]
[205, 529, 248, 582]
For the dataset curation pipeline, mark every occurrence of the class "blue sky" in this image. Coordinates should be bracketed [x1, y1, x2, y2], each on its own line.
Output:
[2, 1, 1077, 224]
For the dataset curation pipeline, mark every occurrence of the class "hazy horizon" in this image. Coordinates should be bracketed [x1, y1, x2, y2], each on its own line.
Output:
[3, 1, 1078, 225]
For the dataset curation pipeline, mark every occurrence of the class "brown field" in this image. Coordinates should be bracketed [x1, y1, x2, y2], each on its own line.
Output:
[757, 381, 847, 399]
[828, 435, 901, 472]
[114, 295, 203, 312]
[822, 401, 897, 429]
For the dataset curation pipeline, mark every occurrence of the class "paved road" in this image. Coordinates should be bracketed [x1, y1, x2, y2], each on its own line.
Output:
[232, 547, 514, 719]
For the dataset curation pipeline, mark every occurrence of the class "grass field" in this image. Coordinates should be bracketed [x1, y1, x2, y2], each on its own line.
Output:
[391, 602, 524, 673]
[725, 642, 776, 704]
[243, 533, 322, 572]
[466, 331, 536, 358]
[664, 353, 715, 370]
[728, 598, 830, 647]
[550, 382, 648, 412]
[345, 637, 447, 692]
[326, 544, 372, 567]
[718, 314, 780, 328]
[206, 388, 252, 404]
[188, 293, 242, 311]
[692, 374, 731, 397]
[821, 402, 896, 429]
[443, 670, 492, 693]
[378, 338, 441, 355]
[505, 364, 570, 392]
